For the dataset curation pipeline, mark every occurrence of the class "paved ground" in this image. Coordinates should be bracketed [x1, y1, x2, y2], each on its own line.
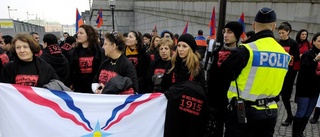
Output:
[274, 90, 320, 137]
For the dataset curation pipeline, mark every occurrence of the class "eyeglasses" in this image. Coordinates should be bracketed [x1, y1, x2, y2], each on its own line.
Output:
[165, 35, 171, 38]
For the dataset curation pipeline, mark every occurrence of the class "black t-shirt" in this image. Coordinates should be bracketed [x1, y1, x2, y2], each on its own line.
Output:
[71, 45, 104, 93]
[207, 47, 234, 108]
[164, 81, 208, 137]
[147, 58, 171, 93]
[278, 38, 300, 69]
[0, 57, 58, 87]
[124, 48, 150, 93]
[93, 54, 139, 93]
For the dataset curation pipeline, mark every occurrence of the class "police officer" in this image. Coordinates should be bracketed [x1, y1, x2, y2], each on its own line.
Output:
[219, 7, 291, 137]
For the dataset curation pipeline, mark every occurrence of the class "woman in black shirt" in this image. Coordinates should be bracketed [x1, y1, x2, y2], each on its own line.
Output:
[124, 30, 150, 93]
[70, 25, 105, 93]
[93, 31, 138, 94]
[0, 33, 58, 87]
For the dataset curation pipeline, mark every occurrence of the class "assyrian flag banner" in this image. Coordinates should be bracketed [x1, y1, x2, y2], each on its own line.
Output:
[0, 83, 167, 137]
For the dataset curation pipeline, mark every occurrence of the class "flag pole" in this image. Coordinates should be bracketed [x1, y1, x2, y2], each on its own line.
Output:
[215, 0, 227, 51]
[99, 29, 102, 46]
[205, 0, 227, 71]
[110, 0, 116, 32]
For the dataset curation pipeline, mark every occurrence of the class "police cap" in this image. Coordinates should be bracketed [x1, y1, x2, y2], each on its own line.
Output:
[254, 7, 276, 23]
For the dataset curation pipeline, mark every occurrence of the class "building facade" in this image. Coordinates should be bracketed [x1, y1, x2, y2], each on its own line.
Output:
[85, 0, 320, 39]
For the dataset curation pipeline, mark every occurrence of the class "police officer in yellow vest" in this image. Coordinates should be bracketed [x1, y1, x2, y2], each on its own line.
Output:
[218, 7, 291, 137]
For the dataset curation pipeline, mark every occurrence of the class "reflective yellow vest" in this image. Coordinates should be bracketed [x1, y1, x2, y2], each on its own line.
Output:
[227, 37, 291, 110]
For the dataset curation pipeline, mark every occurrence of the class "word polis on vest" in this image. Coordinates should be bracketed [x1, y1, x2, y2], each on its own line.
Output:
[254, 51, 290, 68]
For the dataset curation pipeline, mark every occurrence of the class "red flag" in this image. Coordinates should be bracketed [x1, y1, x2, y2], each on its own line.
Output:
[96, 8, 103, 28]
[182, 22, 188, 34]
[208, 6, 216, 39]
[76, 8, 84, 32]
[238, 12, 246, 40]
[154, 24, 157, 31]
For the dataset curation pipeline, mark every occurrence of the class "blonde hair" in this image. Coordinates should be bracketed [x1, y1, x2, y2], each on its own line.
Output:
[168, 48, 201, 79]
[158, 38, 174, 50]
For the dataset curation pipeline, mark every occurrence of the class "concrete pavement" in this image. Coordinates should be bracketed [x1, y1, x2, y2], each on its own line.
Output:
[274, 91, 320, 137]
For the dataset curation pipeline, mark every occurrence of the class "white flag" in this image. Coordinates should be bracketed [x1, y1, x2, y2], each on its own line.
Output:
[0, 83, 167, 137]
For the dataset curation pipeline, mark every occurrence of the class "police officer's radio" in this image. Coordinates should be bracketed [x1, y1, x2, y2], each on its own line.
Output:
[233, 72, 247, 123]
[236, 98, 247, 123]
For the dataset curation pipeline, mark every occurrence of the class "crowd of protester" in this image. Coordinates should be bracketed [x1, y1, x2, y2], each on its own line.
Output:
[0, 7, 320, 137]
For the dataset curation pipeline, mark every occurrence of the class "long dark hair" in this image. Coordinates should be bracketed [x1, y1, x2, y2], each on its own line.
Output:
[296, 29, 310, 48]
[130, 30, 143, 52]
[78, 25, 99, 53]
[147, 35, 161, 53]
[296, 29, 309, 43]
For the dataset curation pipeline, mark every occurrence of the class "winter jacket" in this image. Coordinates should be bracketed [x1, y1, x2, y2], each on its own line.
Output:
[40, 44, 70, 86]
[296, 46, 320, 97]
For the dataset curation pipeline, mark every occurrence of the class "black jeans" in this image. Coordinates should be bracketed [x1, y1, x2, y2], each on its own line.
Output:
[224, 106, 277, 137]
[279, 69, 298, 116]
